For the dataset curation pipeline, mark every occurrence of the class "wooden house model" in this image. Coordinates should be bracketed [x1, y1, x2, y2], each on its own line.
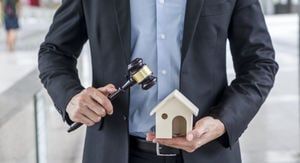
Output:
[150, 90, 199, 139]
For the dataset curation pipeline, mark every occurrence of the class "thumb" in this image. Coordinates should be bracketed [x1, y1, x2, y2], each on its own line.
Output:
[98, 84, 117, 96]
[98, 84, 117, 95]
[186, 127, 207, 142]
[186, 132, 194, 142]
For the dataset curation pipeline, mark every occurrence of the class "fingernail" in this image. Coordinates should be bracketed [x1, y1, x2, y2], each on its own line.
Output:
[109, 88, 116, 92]
[187, 134, 193, 141]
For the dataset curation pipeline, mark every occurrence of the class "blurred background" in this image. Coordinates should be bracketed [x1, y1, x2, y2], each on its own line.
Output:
[0, 0, 299, 163]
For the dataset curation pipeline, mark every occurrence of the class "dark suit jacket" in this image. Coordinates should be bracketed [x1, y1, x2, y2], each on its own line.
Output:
[38, 0, 278, 162]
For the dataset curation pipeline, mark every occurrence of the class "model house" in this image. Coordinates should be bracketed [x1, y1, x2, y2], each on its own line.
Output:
[150, 90, 199, 139]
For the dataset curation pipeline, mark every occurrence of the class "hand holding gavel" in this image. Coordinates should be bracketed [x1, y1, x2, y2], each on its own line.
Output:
[66, 84, 117, 127]
[67, 58, 157, 132]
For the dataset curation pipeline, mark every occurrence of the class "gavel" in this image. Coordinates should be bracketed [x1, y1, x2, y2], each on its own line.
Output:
[68, 58, 157, 133]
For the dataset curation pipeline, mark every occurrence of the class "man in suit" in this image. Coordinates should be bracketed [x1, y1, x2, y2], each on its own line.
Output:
[38, 0, 278, 162]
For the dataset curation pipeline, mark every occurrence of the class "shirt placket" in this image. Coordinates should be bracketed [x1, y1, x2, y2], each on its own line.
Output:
[156, 0, 169, 102]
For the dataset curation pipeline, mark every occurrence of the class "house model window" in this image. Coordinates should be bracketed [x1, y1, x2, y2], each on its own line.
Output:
[150, 90, 199, 139]
[161, 113, 168, 120]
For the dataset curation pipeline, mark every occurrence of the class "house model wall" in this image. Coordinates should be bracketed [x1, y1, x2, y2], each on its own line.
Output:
[150, 90, 199, 139]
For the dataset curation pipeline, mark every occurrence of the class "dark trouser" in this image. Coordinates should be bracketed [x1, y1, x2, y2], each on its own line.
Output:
[129, 136, 183, 163]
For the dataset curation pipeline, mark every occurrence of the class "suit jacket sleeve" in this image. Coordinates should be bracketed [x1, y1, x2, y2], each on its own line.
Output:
[210, 0, 279, 147]
[38, 0, 87, 125]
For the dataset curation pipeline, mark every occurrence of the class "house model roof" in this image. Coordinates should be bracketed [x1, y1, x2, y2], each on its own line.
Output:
[150, 89, 199, 116]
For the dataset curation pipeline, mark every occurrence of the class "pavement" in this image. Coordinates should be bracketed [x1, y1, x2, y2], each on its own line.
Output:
[0, 6, 299, 163]
[0, 51, 37, 94]
[0, 6, 85, 163]
[0, 7, 52, 94]
[239, 14, 300, 163]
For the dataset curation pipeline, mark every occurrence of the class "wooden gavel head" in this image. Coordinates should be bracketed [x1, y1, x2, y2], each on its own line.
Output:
[127, 58, 157, 90]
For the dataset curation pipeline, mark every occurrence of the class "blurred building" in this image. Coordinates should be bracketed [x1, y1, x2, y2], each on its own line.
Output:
[260, 0, 299, 14]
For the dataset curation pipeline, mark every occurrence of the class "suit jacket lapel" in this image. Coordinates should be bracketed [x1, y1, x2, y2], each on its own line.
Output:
[113, 0, 131, 65]
[181, 0, 205, 62]
[113, 0, 131, 117]
[113, 0, 204, 64]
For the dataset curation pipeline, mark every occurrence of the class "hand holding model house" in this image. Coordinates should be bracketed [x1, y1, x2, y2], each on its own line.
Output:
[148, 90, 225, 153]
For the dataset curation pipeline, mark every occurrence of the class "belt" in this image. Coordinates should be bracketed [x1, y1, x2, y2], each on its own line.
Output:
[130, 136, 181, 157]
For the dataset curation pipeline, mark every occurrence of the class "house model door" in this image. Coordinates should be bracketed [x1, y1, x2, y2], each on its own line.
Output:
[172, 116, 187, 137]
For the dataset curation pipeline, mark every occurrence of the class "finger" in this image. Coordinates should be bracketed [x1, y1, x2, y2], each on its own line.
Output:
[77, 114, 95, 126]
[159, 143, 183, 150]
[89, 88, 114, 115]
[104, 84, 116, 90]
[186, 126, 208, 141]
[98, 84, 117, 96]
[146, 132, 156, 141]
[155, 138, 188, 150]
[156, 137, 203, 153]
[84, 97, 106, 117]
[196, 133, 211, 147]
[79, 106, 102, 123]
[155, 137, 189, 148]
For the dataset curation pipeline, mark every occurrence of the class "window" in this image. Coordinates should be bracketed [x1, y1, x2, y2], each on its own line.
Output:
[161, 113, 168, 120]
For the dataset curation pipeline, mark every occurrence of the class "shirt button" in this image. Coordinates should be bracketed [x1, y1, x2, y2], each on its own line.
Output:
[161, 70, 167, 75]
[123, 115, 127, 121]
[159, 0, 165, 4]
[160, 34, 166, 40]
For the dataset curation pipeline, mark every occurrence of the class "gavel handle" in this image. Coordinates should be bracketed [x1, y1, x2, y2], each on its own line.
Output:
[67, 88, 124, 133]
[67, 122, 83, 133]
[108, 88, 123, 101]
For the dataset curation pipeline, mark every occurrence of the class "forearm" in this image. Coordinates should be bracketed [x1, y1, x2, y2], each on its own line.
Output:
[210, 0, 278, 147]
[38, 0, 87, 123]
[39, 43, 85, 123]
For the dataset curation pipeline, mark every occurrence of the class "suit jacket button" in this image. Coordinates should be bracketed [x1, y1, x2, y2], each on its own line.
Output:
[123, 115, 127, 120]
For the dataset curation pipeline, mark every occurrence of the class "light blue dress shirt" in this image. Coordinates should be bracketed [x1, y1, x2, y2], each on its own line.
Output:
[129, 0, 187, 138]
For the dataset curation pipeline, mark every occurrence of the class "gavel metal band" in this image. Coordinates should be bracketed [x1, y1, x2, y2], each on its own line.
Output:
[132, 65, 152, 83]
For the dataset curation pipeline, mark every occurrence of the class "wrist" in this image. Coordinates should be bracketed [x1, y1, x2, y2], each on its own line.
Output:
[209, 116, 225, 135]
[215, 118, 226, 135]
